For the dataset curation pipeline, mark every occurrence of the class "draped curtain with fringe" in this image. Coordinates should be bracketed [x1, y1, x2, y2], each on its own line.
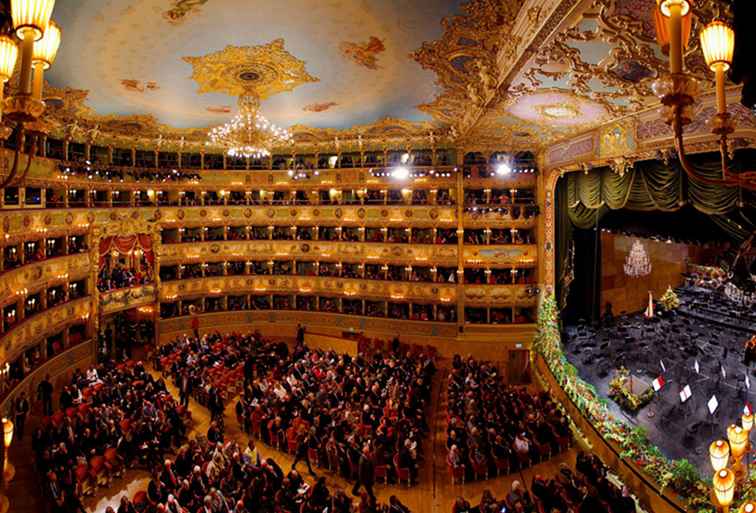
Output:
[98, 235, 155, 270]
[565, 157, 755, 240]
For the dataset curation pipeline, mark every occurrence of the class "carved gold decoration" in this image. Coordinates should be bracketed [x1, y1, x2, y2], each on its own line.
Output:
[182, 39, 318, 99]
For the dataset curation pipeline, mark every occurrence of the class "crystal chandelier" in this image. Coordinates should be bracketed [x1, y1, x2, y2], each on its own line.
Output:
[207, 92, 292, 159]
[624, 240, 652, 278]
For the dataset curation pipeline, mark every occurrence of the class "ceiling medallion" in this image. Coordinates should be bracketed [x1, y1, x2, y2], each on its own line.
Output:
[536, 103, 580, 120]
[182, 39, 318, 99]
[207, 91, 292, 159]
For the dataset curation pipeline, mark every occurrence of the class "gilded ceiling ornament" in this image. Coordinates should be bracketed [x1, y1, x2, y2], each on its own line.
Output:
[182, 39, 318, 99]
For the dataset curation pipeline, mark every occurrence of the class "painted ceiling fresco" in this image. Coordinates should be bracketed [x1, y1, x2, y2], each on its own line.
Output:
[39, 0, 734, 151]
[47, 0, 462, 131]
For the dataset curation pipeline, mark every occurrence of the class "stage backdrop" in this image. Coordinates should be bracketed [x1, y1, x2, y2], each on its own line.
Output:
[600, 233, 707, 315]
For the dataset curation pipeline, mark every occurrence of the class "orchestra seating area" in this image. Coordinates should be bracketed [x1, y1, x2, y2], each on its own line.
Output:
[445, 355, 572, 483]
[236, 340, 435, 486]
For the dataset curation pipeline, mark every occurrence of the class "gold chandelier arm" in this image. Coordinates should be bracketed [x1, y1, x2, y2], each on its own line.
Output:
[719, 135, 756, 185]
[0, 124, 24, 190]
[12, 133, 38, 186]
[672, 110, 756, 191]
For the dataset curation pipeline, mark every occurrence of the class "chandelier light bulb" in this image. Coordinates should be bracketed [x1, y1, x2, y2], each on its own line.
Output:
[11, 0, 56, 40]
[700, 20, 735, 72]
[32, 18, 61, 69]
[0, 36, 19, 82]
[656, 0, 691, 18]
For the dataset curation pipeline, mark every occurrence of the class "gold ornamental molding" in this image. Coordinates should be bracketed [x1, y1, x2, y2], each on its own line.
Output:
[158, 310, 460, 340]
[182, 39, 318, 99]
[158, 205, 458, 229]
[0, 254, 90, 303]
[158, 240, 460, 268]
[159, 274, 535, 308]
[100, 284, 157, 316]
[464, 284, 538, 307]
[160, 275, 458, 304]
[0, 297, 91, 365]
[463, 244, 538, 267]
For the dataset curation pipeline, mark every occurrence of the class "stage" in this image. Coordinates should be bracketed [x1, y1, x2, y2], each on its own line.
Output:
[563, 286, 756, 476]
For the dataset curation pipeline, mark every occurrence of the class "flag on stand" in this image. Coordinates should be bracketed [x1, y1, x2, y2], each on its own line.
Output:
[652, 375, 665, 392]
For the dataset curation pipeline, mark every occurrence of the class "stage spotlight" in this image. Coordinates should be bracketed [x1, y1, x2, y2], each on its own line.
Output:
[495, 163, 512, 176]
[392, 166, 410, 180]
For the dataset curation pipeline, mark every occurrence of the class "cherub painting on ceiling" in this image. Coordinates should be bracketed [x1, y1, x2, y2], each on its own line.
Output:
[303, 102, 338, 113]
[121, 80, 160, 93]
[339, 36, 385, 70]
[163, 0, 210, 24]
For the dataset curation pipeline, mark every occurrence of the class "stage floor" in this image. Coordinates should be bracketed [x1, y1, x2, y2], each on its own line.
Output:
[564, 286, 756, 477]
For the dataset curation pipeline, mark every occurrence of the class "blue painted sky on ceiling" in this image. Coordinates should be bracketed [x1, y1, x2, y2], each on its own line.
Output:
[47, 0, 462, 130]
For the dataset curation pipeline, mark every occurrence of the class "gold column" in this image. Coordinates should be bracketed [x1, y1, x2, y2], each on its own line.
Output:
[455, 156, 465, 331]
[535, 151, 547, 289]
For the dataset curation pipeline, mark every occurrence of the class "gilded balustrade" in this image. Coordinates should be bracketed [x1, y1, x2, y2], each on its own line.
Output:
[159, 310, 460, 340]
[158, 240, 460, 267]
[0, 296, 92, 365]
[99, 284, 157, 316]
[0, 253, 89, 300]
[159, 274, 532, 307]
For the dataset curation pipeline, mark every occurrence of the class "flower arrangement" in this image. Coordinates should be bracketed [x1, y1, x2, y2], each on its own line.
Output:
[660, 286, 680, 311]
[534, 294, 709, 510]
[608, 367, 654, 412]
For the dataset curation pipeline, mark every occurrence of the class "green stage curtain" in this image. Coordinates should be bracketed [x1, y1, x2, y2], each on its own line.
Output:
[565, 155, 755, 241]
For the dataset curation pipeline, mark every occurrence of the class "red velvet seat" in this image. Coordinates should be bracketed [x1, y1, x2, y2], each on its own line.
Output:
[448, 462, 465, 485]
[374, 463, 389, 485]
[393, 454, 411, 486]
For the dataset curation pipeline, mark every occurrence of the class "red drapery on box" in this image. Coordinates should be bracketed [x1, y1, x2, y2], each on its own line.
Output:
[98, 234, 154, 270]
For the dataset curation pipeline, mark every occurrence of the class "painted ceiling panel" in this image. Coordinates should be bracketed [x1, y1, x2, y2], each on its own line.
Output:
[47, 0, 462, 130]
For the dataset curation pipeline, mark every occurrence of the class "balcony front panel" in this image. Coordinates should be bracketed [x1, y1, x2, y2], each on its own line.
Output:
[0, 207, 157, 237]
[0, 297, 92, 364]
[157, 205, 457, 228]
[158, 241, 459, 267]
[160, 276, 458, 303]
[159, 310, 459, 339]
[0, 253, 90, 299]
[463, 285, 538, 307]
[463, 244, 538, 267]
[462, 212, 537, 229]
[99, 284, 157, 315]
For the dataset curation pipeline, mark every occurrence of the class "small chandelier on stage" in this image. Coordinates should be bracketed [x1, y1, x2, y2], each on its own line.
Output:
[207, 91, 292, 159]
[624, 240, 652, 278]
